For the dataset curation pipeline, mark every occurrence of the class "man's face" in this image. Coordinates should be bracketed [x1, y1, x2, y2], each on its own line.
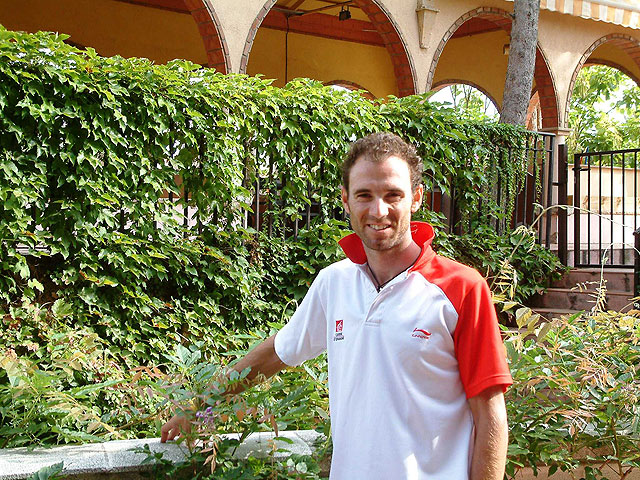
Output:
[341, 155, 423, 254]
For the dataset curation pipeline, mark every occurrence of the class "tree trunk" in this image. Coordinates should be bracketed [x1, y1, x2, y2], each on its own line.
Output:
[499, 0, 540, 126]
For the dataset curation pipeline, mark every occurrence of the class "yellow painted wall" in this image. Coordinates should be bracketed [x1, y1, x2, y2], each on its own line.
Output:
[431, 30, 510, 109]
[589, 43, 640, 83]
[247, 28, 397, 98]
[0, 0, 207, 65]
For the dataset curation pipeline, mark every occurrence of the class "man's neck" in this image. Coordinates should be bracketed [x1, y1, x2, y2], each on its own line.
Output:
[365, 240, 422, 286]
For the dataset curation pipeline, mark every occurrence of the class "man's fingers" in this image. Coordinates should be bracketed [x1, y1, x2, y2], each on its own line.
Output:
[160, 419, 179, 443]
[160, 415, 191, 443]
[160, 424, 171, 443]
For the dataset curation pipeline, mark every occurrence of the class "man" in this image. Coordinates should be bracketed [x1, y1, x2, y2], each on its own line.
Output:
[162, 132, 512, 479]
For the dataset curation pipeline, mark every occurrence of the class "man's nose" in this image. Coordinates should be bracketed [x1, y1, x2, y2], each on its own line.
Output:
[369, 198, 389, 217]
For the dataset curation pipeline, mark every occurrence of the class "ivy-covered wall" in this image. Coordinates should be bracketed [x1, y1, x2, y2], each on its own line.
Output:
[0, 26, 554, 365]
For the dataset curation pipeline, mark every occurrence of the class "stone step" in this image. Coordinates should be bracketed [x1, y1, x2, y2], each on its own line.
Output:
[550, 268, 634, 292]
[529, 287, 635, 312]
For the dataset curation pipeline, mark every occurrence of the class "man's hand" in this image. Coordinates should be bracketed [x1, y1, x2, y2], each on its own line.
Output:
[159, 334, 285, 443]
[160, 412, 191, 443]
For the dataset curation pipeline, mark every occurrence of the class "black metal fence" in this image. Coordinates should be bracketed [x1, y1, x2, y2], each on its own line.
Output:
[238, 132, 556, 243]
[570, 148, 640, 268]
[513, 132, 556, 246]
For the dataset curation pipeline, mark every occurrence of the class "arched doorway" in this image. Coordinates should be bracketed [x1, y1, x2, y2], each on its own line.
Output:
[565, 33, 640, 129]
[241, 0, 415, 98]
[567, 63, 640, 152]
[427, 7, 559, 130]
[0, 0, 229, 71]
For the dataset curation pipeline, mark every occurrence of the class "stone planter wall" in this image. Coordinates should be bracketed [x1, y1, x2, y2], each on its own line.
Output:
[0, 430, 323, 480]
[1, 431, 638, 480]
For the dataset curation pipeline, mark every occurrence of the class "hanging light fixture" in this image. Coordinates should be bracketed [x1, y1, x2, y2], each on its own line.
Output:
[339, 5, 351, 21]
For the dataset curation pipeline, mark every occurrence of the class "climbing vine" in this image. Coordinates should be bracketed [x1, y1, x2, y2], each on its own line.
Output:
[0, 25, 554, 364]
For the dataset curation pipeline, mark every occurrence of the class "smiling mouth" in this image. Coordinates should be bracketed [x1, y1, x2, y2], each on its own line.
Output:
[368, 224, 391, 231]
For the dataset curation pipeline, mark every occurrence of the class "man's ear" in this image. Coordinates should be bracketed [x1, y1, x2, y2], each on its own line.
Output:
[411, 184, 424, 213]
[341, 186, 350, 215]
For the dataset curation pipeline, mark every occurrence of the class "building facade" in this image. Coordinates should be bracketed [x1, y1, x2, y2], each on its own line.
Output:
[2, 0, 640, 143]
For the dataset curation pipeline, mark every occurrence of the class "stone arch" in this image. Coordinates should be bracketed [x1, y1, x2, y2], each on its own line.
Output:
[240, 0, 416, 97]
[566, 34, 640, 126]
[427, 7, 559, 129]
[431, 79, 500, 112]
[186, 0, 230, 73]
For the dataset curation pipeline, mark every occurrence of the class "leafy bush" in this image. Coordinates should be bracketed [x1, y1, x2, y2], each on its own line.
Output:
[0, 26, 550, 321]
[441, 224, 566, 305]
[505, 310, 640, 478]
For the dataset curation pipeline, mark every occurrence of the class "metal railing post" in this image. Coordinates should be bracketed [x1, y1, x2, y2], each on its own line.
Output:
[557, 143, 568, 265]
[544, 134, 555, 248]
[634, 228, 640, 304]
[573, 154, 582, 267]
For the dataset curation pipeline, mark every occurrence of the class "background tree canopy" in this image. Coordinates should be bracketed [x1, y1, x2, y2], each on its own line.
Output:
[567, 64, 640, 156]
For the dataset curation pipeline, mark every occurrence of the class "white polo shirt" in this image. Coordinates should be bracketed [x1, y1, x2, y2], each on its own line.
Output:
[274, 222, 512, 479]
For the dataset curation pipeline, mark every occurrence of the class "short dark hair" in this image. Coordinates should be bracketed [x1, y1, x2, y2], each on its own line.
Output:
[342, 132, 423, 193]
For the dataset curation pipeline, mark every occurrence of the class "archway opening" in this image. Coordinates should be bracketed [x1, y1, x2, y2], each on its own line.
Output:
[428, 8, 559, 130]
[566, 34, 640, 131]
[244, 0, 415, 98]
[566, 62, 640, 267]
[325, 80, 376, 100]
[429, 82, 499, 120]
[567, 64, 640, 154]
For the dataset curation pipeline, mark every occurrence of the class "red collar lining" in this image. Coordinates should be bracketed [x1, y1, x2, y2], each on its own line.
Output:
[338, 221, 436, 267]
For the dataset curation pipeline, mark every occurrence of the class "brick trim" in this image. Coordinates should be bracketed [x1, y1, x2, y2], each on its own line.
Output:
[241, 0, 277, 74]
[525, 91, 541, 131]
[353, 0, 416, 97]
[534, 47, 559, 129]
[427, 7, 559, 130]
[565, 34, 640, 127]
[241, 0, 416, 97]
[185, 0, 230, 73]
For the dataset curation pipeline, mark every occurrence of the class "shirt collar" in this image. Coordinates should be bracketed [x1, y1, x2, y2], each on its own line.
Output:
[338, 221, 437, 269]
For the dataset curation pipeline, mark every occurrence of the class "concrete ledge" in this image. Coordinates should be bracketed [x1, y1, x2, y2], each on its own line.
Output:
[0, 430, 324, 480]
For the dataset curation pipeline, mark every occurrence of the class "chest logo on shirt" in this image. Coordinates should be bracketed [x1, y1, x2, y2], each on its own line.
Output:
[412, 328, 431, 340]
[334, 320, 345, 341]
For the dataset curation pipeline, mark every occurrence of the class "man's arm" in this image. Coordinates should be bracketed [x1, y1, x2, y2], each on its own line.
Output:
[160, 334, 286, 442]
[468, 385, 509, 480]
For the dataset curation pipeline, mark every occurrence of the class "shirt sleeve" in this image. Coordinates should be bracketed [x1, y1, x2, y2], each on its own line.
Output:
[453, 277, 513, 399]
[274, 270, 328, 366]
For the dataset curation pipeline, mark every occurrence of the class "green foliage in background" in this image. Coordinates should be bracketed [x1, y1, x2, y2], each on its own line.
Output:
[429, 83, 500, 122]
[0, 25, 559, 357]
[568, 64, 640, 158]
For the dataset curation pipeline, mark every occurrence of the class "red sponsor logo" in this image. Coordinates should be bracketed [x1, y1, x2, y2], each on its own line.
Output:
[412, 328, 431, 340]
[334, 320, 345, 341]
